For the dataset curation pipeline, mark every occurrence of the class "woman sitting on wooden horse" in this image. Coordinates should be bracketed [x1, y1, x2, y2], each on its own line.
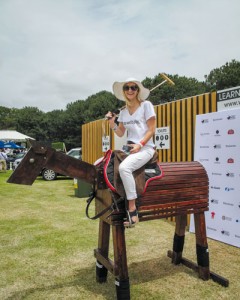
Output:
[105, 78, 156, 228]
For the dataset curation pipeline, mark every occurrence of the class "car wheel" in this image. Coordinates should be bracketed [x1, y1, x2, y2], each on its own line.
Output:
[42, 169, 57, 181]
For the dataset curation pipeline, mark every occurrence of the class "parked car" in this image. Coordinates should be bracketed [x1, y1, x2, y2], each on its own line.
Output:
[13, 147, 82, 181]
[65, 148, 82, 160]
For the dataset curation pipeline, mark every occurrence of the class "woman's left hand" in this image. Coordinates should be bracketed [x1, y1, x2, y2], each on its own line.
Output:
[129, 143, 142, 154]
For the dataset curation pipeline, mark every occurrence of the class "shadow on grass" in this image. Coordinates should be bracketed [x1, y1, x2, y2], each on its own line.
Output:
[5, 254, 197, 300]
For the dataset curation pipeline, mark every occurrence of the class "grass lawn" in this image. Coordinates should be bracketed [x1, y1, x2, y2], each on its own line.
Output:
[0, 170, 239, 300]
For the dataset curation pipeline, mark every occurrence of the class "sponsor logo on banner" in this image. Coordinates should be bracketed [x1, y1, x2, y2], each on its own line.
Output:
[221, 230, 230, 236]
[213, 144, 221, 149]
[227, 158, 234, 163]
[199, 158, 209, 162]
[226, 172, 234, 177]
[211, 212, 216, 219]
[222, 215, 232, 221]
[227, 129, 234, 134]
[211, 199, 219, 204]
[227, 115, 236, 120]
[214, 130, 221, 136]
[207, 226, 217, 231]
[200, 145, 210, 149]
[225, 187, 234, 191]
[213, 118, 223, 121]
[212, 172, 222, 176]
[210, 186, 221, 190]
[201, 119, 209, 123]
[223, 201, 234, 206]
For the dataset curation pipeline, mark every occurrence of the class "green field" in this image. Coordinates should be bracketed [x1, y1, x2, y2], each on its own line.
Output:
[0, 171, 239, 299]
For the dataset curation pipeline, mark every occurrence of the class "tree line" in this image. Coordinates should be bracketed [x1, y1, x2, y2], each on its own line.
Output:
[0, 60, 240, 150]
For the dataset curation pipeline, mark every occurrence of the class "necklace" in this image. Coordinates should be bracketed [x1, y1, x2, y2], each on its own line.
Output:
[127, 103, 140, 115]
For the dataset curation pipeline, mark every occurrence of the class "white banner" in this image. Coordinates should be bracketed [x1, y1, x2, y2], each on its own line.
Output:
[190, 108, 240, 248]
[217, 86, 240, 111]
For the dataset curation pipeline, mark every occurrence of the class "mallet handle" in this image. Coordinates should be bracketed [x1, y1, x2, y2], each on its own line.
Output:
[150, 80, 167, 91]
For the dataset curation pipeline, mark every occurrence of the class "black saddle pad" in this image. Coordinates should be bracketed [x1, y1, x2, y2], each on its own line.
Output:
[104, 150, 162, 196]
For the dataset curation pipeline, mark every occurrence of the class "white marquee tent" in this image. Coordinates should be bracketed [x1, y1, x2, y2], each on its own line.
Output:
[0, 130, 35, 142]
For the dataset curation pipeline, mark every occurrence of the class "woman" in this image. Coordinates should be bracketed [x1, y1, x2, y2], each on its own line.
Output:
[105, 78, 156, 227]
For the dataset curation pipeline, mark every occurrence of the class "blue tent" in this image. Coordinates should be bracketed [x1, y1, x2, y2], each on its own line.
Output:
[0, 141, 22, 149]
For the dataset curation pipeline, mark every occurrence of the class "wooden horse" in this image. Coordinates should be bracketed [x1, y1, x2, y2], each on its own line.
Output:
[7, 142, 228, 300]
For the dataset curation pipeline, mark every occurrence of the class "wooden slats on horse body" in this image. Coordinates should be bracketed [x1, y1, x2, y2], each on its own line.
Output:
[137, 161, 209, 221]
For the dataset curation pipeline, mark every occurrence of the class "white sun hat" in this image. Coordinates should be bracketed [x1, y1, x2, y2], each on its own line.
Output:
[112, 78, 150, 101]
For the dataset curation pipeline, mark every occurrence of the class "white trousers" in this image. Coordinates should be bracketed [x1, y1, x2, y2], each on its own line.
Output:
[0, 159, 7, 171]
[119, 146, 155, 200]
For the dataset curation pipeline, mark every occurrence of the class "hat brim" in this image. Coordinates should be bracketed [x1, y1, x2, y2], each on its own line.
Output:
[112, 78, 150, 101]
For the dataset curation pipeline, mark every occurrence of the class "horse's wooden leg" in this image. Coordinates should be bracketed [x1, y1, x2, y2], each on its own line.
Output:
[194, 212, 210, 281]
[171, 214, 187, 264]
[112, 224, 130, 300]
[96, 219, 110, 283]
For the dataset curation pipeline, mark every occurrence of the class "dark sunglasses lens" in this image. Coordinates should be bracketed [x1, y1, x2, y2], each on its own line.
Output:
[123, 85, 138, 91]
[131, 85, 138, 91]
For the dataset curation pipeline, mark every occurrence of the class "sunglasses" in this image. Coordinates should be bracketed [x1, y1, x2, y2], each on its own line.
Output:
[123, 85, 139, 92]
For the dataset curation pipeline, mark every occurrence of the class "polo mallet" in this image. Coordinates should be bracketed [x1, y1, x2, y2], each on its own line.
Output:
[150, 73, 175, 92]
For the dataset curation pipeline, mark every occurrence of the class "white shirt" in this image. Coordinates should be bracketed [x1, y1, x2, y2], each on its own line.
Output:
[118, 100, 156, 147]
[0, 151, 8, 160]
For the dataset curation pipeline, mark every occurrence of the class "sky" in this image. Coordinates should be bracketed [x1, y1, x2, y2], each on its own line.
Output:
[0, 0, 240, 112]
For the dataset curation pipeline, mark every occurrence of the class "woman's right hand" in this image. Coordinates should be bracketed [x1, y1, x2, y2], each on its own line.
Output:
[105, 111, 116, 122]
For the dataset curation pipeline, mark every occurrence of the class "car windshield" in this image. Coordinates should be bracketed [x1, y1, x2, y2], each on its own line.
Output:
[15, 153, 25, 159]
[67, 148, 81, 159]
[68, 150, 78, 156]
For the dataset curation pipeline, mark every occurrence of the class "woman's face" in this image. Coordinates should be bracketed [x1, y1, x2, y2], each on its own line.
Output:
[123, 82, 139, 101]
